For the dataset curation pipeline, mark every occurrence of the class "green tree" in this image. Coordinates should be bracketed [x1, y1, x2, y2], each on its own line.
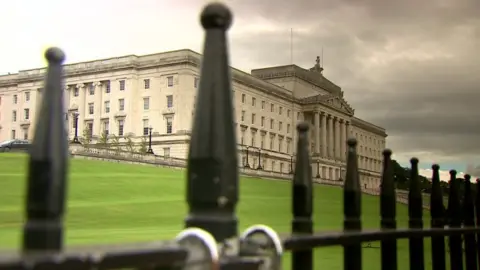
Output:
[125, 135, 136, 153]
[139, 136, 148, 154]
[80, 128, 92, 147]
[98, 132, 109, 148]
[110, 134, 121, 154]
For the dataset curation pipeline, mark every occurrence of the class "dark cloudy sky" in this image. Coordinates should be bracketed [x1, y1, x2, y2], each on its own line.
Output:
[1, 0, 479, 178]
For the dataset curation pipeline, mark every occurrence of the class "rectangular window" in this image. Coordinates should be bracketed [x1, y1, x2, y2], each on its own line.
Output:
[24, 109, 29, 120]
[241, 111, 245, 122]
[25, 92, 30, 101]
[119, 99, 125, 111]
[287, 124, 290, 133]
[143, 119, 149, 135]
[279, 107, 283, 115]
[270, 103, 274, 112]
[166, 117, 173, 134]
[164, 147, 171, 158]
[89, 84, 95, 95]
[242, 94, 246, 103]
[251, 113, 256, 124]
[252, 97, 256, 106]
[23, 129, 28, 140]
[270, 137, 274, 150]
[279, 121, 282, 132]
[118, 120, 124, 136]
[143, 97, 150, 110]
[287, 109, 291, 117]
[13, 95, 17, 104]
[11, 130, 15, 139]
[103, 120, 109, 136]
[270, 119, 274, 129]
[144, 79, 150, 89]
[167, 76, 174, 87]
[166, 95, 173, 108]
[88, 103, 94, 115]
[261, 116, 265, 127]
[261, 101, 265, 109]
[12, 110, 16, 122]
[119, 80, 125, 91]
[260, 135, 265, 149]
[87, 122, 93, 137]
[104, 101, 110, 113]
[194, 77, 199, 88]
[74, 88, 79, 96]
[105, 81, 111, 93]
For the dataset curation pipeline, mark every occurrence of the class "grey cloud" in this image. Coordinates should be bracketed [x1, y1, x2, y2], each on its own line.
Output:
[221, 0, 480, 162]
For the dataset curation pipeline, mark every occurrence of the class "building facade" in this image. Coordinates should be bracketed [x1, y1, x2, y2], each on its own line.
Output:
[0, 50, 386, 187]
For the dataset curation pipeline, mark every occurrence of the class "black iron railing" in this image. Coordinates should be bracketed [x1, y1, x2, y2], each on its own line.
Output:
[0, 2, 479, 270]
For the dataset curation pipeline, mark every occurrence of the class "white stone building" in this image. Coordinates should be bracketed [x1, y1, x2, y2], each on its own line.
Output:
[0, 49, 386, 187]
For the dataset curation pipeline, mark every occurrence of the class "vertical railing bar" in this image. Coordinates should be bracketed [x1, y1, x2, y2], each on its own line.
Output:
[447, 170, 463, 270]
[476, 179, 480, 267]
[408, 158, 425, 270]
[430, 164, 446, 270]
[22, 48, 69, 253]
[185, 3, 238, 243]
[343, 138, 362, 270]
[380, 149, 397, 270]
[291, 122, 313, 270]
[463, 174, 478, 270]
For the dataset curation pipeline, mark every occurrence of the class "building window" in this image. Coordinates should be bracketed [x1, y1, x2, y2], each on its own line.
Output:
[287, 109, 291, 117]
[88, 103, 94, 115]
[143, 119, 149, 135]
[271, 161, 275, 171]
[164, 147, 171, 158]
[104, 101, 110, 113]
[279, 121, 282, 132]
[166, 117, 173, 134]
[74, 88, 79, 96]
[280, 163, 284, 173]
[25, 92, 30, 101]
[251, 133, 256, 146]
[242, 94, 246, 103]
[260, 135, 265, 149]
[261, 116, 265, 127]
[279, 107, 283, 115]
[270, 137, 274, 150]
[143, 97, 150, 110]
[166, 95, 173, 108]
[87, 122, 93, 137]
[11, 130, 15, 139]
[105, 81, 111, 93]
[240, 131, 245, 145]
[118, 120, 124, 136]
[119, 99, 125, 111]
[241, 111, 245, 122]
[270, 119, 274, 129]
[252, 97, 256, 106]
[167, 76, 174, 87]
[13, 95, 17, 104]
[287, 140, 291, 154]
[89, 84, 95, 95]
[194, 77, 199, 88]
[144, 79, 150, 89]
[119, 80, 125, 91]
[261, 101, 265, 109]
[287, 124, 290, 133]
[279, 139, 283, 152]
[103, 120, 109, 136]
[251, 113, 256, 124]
[23, 128, 28, 140]
[24, 109, 29, 120]
[12, 110, 16, 122]
[270, 103, 274, 112]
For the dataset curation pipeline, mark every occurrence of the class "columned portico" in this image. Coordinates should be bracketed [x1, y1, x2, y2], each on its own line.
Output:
[327, 115, 334, 158]
[340, 120, 347, 161]
[321, 112, 327, 157]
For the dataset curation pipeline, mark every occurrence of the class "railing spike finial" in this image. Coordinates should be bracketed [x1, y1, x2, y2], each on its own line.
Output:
[379, 149, 397, 270]
[447, 169, 463, 269]
[407, 157, 425, 270]
[291, 122, 313, 270]
[23, 47, 69, 252]
[430, 164, 446, 270]
[343, 138, 362, 269]
[462, 174, 478, 269]
[185, 2, 237, 242]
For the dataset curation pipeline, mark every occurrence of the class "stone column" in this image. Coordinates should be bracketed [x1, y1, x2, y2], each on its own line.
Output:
[76, 83, 86, 135]
[340, 119, 346, 161]
[334, 118, 340, 159]
[328, 115, 334, 158]
[321, 112, 327, 157]
[314, 112, 320, 154]
[93, 82, 103, 137]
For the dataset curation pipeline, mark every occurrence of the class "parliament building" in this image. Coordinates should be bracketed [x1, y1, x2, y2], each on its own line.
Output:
[0, 49, 387, 187]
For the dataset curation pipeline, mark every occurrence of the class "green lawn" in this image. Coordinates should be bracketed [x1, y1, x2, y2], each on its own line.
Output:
[0, 153, 436, 269]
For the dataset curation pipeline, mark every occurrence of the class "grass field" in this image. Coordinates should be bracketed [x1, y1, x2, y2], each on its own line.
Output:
[0, 153, 436, 269]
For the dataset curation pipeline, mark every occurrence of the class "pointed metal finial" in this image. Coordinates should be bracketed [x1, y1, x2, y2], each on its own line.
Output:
[447, 169, 463, 269]
[185, 2, 237, 242]
[429, 164, 447, 270]
[343, 138, 362, 269]
[407, 157, 424, 269]
[462, 174, 478, 269]
[23, 47, 69, 252]
[291, 122, 313, 270]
